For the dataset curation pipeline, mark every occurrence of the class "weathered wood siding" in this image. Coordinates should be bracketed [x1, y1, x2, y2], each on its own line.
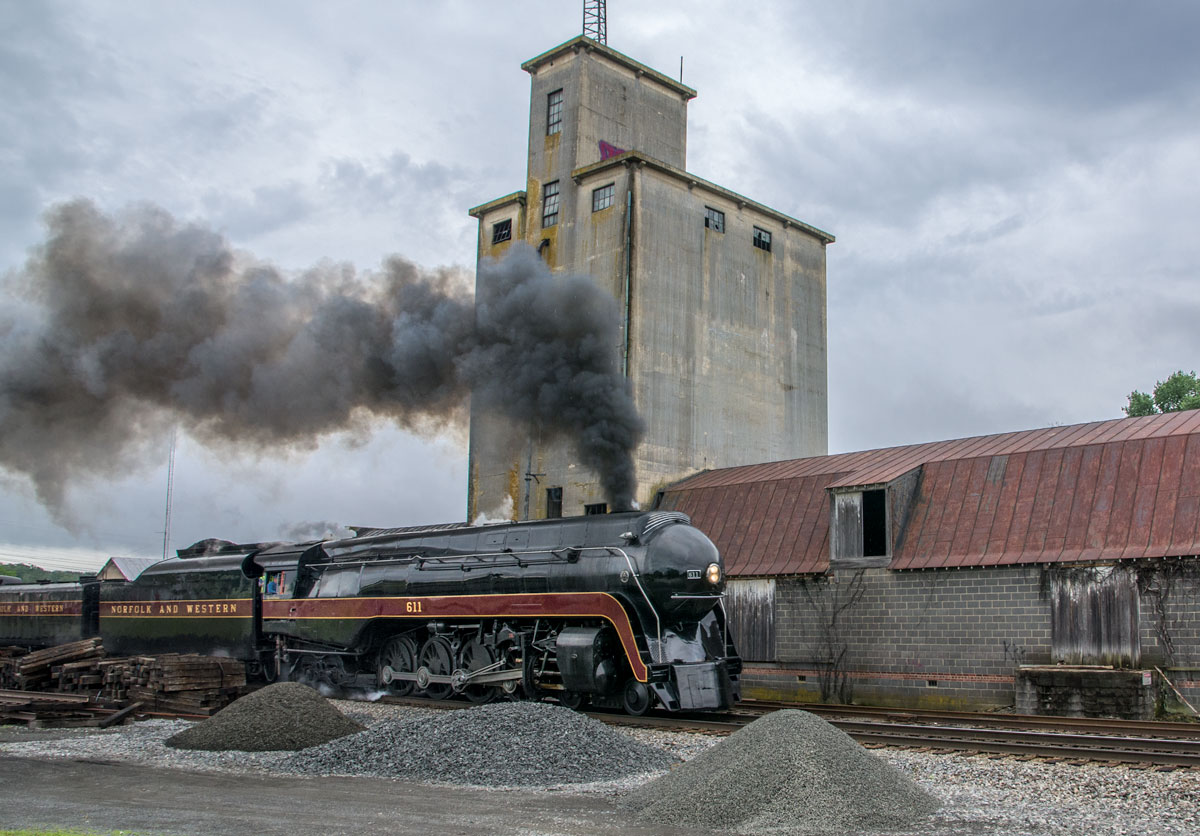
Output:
[726, 578, 776, 661]
[832, 492, 862, 560]
[1048, 565, 1140, 667]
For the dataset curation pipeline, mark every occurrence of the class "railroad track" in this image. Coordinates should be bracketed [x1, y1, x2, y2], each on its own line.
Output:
[372, 693, 1200, 767]
[750, 700, 1200, 739]
[601, 701, 1200, 768]
[831, 719, 1200, 767]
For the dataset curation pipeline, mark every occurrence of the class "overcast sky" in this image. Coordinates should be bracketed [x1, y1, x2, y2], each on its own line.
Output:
[3, 1, 1198, 570]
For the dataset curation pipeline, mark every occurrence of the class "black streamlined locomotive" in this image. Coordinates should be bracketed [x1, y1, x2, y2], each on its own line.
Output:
[3, 511, 742, 714]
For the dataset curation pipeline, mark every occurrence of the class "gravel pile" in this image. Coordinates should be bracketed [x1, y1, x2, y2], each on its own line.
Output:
[282, 699, 676, 786]
[165, 682, 364, 752]
[2, 701, 1200, 833]
[624, 708, 939, 835]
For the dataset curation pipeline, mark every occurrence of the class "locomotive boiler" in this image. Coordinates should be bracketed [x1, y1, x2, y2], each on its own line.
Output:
[95, 510, 740, 714]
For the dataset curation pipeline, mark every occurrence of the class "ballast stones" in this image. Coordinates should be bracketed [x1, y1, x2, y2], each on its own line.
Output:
[283, 700, 676, 786]
[164, 682, 365, 752]
[624, 708, 939, 835]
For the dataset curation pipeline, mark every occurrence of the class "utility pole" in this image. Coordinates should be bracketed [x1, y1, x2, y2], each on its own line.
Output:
[162, 427, 176, 559]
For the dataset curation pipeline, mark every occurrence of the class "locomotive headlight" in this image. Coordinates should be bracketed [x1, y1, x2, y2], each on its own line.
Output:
[706, 562, 722, 585]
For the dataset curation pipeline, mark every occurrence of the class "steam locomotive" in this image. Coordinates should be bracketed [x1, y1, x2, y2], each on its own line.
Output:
[1, 511, 741, 714]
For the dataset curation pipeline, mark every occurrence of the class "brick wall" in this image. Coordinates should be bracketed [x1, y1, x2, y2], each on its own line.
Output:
[738, 561, 1200, 712]
[1138, 561, 1200, 711]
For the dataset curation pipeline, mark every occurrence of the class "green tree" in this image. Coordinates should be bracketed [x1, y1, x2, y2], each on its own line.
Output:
[1125, 370, 1200, 417]
[0, 562, 81, 582]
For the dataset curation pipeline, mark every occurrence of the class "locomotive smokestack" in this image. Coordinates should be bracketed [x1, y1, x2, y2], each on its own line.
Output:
[0, 199, 643, 522]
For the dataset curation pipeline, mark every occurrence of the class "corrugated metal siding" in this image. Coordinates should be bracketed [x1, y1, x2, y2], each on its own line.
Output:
[890, 435, 1200, 570]
[662, 412, 1200, 576]
[660, 473, 848, 575]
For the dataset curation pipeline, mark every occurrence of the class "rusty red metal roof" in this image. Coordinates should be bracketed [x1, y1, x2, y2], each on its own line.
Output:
[658, 412, 1200, 575]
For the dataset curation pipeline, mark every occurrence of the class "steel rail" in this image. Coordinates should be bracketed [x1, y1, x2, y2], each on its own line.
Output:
[595, 705, 1200, 766]
[370, 694, 1200, 766]
[833, 719, 1200, 766]
[740, 700, 1200, 739]
[588, 711, 743, 734]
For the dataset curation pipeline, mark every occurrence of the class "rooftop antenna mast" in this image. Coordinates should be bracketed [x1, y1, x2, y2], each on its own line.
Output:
[583, 0, 607, 44]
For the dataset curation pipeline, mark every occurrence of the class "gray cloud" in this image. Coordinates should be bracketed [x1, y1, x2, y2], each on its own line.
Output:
[2, 1, 1199, 564]
[0, 200, 642, 526]
[200, 182, 316, 240]
[785, 1, 1200, 111]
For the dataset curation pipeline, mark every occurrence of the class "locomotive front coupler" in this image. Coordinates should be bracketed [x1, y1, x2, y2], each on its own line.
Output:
[652, 658, 739, 711]
[645, 664, 673, 682]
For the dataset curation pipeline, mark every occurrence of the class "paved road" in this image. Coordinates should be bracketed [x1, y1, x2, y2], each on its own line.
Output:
[0, 755, 718, 836]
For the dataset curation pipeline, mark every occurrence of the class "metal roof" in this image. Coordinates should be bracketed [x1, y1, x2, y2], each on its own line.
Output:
[659, 412, 1200, 575]
[97, 556, 162, 581]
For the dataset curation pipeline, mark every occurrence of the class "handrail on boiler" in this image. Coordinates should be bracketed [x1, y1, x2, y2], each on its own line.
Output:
[607, 546, 662, 664]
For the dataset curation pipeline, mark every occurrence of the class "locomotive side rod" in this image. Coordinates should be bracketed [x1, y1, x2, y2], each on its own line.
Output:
[381, 664, 523, 688]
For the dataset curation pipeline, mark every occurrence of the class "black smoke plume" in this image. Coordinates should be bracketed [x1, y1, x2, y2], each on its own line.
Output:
[0, 199, 644, 521]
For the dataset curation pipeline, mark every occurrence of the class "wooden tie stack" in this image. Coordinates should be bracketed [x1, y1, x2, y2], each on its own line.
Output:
[0, 688, 138, 728]
[99, 658, 135, 702]
[0, 646, 28, 690]
[0, 641, 249, 724]
[57, 657, 112, 693]
[122, 654, 247, 716]
[9, 638, 104, 692]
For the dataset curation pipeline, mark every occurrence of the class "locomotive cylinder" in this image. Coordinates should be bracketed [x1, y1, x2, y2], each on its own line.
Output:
[556, 625, 619, 694]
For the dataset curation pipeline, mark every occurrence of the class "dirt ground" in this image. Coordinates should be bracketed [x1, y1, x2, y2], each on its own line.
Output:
[0, 754, 719, 836]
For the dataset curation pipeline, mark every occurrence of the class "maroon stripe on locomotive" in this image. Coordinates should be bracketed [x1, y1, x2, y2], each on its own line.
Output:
[262, 591, 650, 681]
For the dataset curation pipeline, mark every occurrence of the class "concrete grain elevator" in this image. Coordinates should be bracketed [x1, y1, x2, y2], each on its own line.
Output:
[467, 32, 833, 522]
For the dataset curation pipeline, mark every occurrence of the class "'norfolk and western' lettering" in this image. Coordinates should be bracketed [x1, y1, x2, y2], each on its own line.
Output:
[0, 601, 82, 616]
[100, 599, 251, 618]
